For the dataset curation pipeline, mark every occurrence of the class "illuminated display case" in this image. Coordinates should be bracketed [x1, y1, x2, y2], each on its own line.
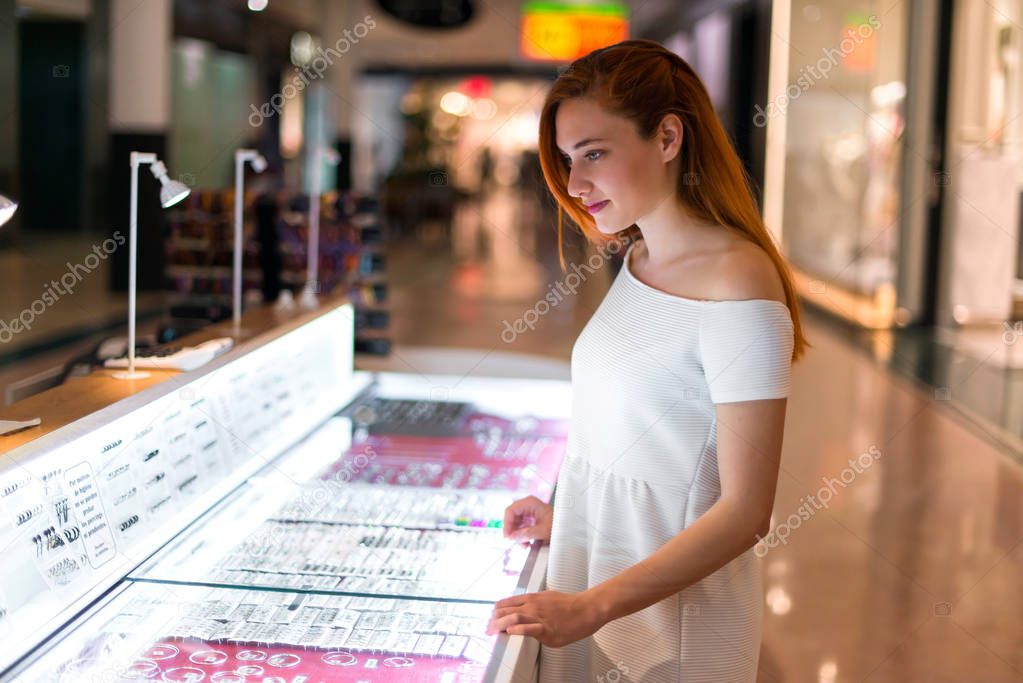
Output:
[0, 302, 571, 682]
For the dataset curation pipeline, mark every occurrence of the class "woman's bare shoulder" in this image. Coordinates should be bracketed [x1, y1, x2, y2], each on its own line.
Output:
[633, 232, 787, 304]
[704, 238, 786, 304]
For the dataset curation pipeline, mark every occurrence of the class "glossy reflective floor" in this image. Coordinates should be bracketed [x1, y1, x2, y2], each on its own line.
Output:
[761, 322, 1023, 681]
[377, 190, 1023, 681]
[811, 311, 1023, 465]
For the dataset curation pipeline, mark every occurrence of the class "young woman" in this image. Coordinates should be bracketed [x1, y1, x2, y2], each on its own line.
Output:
[486, 40, 808, 681]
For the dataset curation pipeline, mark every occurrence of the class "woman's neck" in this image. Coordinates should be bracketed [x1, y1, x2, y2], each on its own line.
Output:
[634, 196, 728, 267]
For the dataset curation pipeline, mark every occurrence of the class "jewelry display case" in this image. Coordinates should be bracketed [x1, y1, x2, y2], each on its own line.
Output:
[0, 299, 571, 682]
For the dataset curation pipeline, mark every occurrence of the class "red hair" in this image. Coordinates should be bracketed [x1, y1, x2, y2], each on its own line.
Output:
[538, 40, 807, 360]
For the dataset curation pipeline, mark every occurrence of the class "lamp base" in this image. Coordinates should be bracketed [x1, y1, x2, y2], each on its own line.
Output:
[275, 290, 296, 311]
[299, 285, 318, 309]
[111, 370, 152, 380]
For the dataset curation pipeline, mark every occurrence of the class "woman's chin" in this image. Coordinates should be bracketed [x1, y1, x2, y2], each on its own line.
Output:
[594, 216, 632, 235]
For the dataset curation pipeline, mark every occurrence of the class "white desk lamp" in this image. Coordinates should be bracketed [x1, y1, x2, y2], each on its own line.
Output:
[299, 146, 341, 309]
[112, 152, 191, 380]
[232, 149, 267, 334]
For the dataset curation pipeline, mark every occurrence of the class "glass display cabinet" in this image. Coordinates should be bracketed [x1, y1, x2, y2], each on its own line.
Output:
[0, 301, 571, 682]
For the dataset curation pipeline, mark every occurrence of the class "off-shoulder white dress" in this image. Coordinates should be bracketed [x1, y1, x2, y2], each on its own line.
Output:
[539, 243, 793, 682]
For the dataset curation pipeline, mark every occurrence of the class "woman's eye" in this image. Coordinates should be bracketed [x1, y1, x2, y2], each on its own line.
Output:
[562, 155, 572, 168]
[584, 150, 602, 162]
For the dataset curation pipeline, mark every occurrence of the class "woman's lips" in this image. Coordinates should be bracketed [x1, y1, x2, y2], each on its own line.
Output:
[585, 200, 609, 214]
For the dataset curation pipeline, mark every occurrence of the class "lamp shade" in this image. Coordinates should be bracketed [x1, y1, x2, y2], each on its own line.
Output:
[0, 194, 17, 226]
[159, 180, 191, 208]
[148, 160, 191, 208]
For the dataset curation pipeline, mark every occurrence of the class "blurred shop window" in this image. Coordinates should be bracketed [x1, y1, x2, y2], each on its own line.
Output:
[691, 11, 732, 120]
[170, 39, 258, 189]
[970, 3, 1023, 153]
[781, 2, 907, 306]
[987, 4, 1023, 288]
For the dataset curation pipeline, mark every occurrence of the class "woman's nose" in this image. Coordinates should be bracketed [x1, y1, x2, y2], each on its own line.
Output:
[566, 167, 591, 199]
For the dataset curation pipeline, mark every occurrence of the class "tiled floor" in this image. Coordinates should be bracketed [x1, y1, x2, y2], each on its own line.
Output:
[371, 192, 1023, 681]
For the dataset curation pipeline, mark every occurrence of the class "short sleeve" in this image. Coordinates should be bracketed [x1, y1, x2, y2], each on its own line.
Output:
[698, 301, 794, 404]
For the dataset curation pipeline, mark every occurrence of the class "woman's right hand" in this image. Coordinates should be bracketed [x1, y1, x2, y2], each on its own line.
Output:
[502, 495, 554, 545]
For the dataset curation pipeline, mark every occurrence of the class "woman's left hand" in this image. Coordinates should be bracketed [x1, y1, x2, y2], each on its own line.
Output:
[486, 590, 605, 647]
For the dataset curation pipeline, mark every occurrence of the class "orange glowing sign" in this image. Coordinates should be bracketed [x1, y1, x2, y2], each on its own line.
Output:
[840, 12, 878, 74]
[520, 2, 629, 62]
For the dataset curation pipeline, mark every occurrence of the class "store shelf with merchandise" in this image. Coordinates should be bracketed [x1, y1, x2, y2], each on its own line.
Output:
[163, 188, 391, 356]
[0, 295, 571, 683]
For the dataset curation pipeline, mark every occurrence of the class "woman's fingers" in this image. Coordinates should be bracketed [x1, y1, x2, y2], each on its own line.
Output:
[502, 505, 528, 538]
[489, 594, 535, 633]
[493, 594, 529, 609]
[502, 496, 546, 539]
[486, 610, 538, 635]
[506, 623, 546, 638]
[490, 606, 524, 620]
[506, 524, 542, 542]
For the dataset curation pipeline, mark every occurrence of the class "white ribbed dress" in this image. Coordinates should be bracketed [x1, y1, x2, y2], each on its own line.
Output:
[539, 243, 793, 683]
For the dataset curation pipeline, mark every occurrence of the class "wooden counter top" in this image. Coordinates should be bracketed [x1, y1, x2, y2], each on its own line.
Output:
[0, 295, 351, 455]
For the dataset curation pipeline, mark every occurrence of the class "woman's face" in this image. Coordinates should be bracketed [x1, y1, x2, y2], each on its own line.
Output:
[555, 97, 679, 235]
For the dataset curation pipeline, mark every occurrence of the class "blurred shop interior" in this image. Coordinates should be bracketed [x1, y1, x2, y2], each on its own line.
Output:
[2, 0, 1023, 463]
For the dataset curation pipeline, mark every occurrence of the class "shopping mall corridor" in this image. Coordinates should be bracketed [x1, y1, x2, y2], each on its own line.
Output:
[375, 192, 1023, 681]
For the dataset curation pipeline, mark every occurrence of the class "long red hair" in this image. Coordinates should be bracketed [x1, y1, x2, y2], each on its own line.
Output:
[538, 39, 807, 361]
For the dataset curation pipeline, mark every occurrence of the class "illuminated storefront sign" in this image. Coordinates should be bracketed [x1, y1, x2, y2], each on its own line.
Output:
[520, 2, 629, 62]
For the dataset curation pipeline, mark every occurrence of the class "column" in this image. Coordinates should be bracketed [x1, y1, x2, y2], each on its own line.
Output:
[108, 0, 173, 290]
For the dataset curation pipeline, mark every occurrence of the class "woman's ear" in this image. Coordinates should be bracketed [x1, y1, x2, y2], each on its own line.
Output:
[658, 114, 684, 163]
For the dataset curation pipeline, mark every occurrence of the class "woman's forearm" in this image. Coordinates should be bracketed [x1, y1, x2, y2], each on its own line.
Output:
[587, 497, 767, 624]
